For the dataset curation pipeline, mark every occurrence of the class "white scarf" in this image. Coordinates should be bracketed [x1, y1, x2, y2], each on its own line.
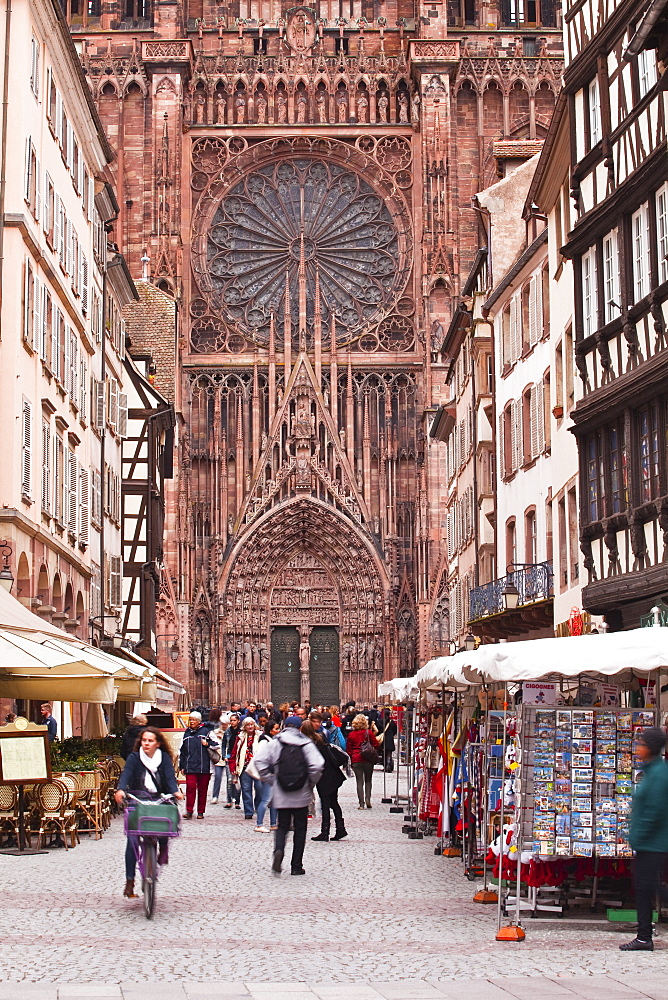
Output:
[139, 747, 162, 794]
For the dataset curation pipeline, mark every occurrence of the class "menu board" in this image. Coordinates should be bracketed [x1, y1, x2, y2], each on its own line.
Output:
[0, 732, 51, 784]
[526, 707, 654, 859]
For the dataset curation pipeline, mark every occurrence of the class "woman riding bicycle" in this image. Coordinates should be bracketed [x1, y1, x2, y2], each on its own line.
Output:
[115, 727, 183, 899]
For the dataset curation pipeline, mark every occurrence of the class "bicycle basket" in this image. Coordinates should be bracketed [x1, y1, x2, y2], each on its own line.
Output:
[126, 801, 180, 836]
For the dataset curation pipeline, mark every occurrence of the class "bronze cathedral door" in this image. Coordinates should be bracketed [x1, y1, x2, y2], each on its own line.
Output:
[270, 627, 301, 706]
[309, 627, 339, 708]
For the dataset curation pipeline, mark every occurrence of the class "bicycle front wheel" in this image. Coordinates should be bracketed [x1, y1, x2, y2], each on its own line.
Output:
[143, 839, 157, 919]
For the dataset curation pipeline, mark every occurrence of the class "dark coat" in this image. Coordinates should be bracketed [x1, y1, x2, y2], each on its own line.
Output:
[179, 725, 219, 774]
[629, 755, 668, 852]
[121, 724, 145, 760]
[379, 719, 397, 752]
[315, 741, 347, 796]
[118, 750, 178, 797]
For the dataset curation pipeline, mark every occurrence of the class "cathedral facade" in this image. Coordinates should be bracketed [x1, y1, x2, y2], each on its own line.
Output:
[69, 0, 562, 706]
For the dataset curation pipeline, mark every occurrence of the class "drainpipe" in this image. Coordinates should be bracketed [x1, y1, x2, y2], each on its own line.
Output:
[471, 324, 480, 590]
[0, 0, 12, 340]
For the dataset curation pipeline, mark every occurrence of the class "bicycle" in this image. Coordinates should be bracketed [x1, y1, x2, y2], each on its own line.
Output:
[123, 793, 181, 919]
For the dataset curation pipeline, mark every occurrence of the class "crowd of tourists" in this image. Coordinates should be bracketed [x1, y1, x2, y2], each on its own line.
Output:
[116, 700, 397, 894]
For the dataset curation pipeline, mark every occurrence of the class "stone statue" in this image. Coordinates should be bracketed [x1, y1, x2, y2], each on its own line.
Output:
[374, 641, 383, 674]
[411, 91, 421, 125]
[214, 92, 226, 125]
[235, 91, 246, 124]
[182, 92, 192, 125]
[356, 92, 369, 123]
[398, 91, 409, 123]
[299, 630, 310, 704]
[259, 642, 269, 672]
[225, 635, 235, 671]
[256, 92, 267, 124]
[235, 637, 243, 668]
[316, 90, 327, 124]
[276, 92, 288, 124]
[194, 90, 206, 124]
[252, 642, 261, 672]
[242, 638, 253, 671]
[377, 93, 389, 123]
[336, 90, 348, 123]
[342, 641, 351, 671]
[296, 91, 308, 123]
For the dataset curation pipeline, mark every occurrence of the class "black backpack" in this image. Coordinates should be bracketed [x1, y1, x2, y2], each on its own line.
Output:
[277, 741, 309, 791]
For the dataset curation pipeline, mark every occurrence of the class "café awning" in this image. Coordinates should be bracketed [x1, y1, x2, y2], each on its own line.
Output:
[0, 631, 117, 703]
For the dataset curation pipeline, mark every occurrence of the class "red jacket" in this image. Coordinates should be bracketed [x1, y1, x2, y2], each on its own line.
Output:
[346, 728, 375, 764]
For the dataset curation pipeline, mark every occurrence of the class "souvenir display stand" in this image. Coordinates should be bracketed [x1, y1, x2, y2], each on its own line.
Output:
[402, 627, 668, 937]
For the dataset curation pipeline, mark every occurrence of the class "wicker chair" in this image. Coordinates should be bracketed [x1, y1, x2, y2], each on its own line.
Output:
[0, 785, 21, 846]
[105, 758, 122, 817]
[96, 764, 112, 831]
[35, 780, 79, 850]
[74, 770, 103, 839]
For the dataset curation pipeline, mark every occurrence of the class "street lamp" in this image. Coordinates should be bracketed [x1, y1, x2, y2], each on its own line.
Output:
[502, 580, 519, 611]
[169, 640, 179, 663]
[463, 631, 476, 652]
[0, 541, 14, 592]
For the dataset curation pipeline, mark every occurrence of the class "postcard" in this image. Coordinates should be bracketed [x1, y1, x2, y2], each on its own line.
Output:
[617, 753, 632, 773]
[555, 735, 572, 753]
[573, 841, 593, 856]
[597, 843, 617, 857]
[572, 711, 594, 725]
[534, 767, 554, 781]
[573, 796, 592, 810]
[572, 782, 592, 797]
[597, 712, 618, 727]
[596, 797, 617, 815]
[555, 752, 572, 771]
[616, 777, 633, 794]
[632, 711, 656, 728]
[572, 811, 592, 825]
[555, 811, 571, 835]
[595, 740, 616, 754]
[556, 836, 571, 856]
[595, 770, 616, 784]
[573, 768, 594, 781]
[556, 711, 572, 728]
[572, 739, 593, 753]
[616, 795, 632, 816]
[595, 754, 616, 769]
[572, 724, 594, 739]
[572, 754, 592, 768]
[617, 713, 632, 730]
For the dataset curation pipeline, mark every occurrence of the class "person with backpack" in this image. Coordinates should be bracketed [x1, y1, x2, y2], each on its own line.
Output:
[322, 711, 346, 750]
[301, 720, 348, 842]
[253, 716, 324, 876]
[346, 713, 379, 809]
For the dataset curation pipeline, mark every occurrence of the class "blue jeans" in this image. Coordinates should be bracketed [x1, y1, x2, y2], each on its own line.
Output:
[240, 770, 262, 818]
[212, 766, 225, 799]
[226, 770, 240, 805]
[256, 780, 277, 828]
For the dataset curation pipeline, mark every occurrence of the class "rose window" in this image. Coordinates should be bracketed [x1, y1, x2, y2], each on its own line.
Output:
[205, 158, 401, 345]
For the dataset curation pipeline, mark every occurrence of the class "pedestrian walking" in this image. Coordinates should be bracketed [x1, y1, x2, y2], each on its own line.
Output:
[232, 716, 263, 821]
[301, 720, 348, 842]
[619, 726, 668, 951]
[222, 712, 242, 809]
[254, 715, 324, 876]
[378, 708, 397, 772]
[210, 712, 231, 804]
[115, 727, 183, 898]
[322, 712, 346, 750]
[120, 713, 148, 760]
[346, 713, 378, 809]
[255, 721, 280, 832]
[179, 711, 219, 819]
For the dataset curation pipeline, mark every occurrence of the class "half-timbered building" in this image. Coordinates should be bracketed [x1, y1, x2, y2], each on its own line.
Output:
[560, 0, 668, 629]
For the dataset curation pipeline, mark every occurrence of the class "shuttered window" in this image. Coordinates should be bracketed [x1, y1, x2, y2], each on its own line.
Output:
[656, 183, 668, 286]
[117, 393, 128, 438]
[79, 467, 89, 548]
[92, 379, 105, 431]
[603, 230, 620, 324]
[21, 399, 32, 501]
[23, 258, 34, 348]
[91, 468, 102, 527]
[582, 247, 598, 336]
[30, 36, 39, 97]
[632, 203, 651, 302]
[110, 556, 122, 609]
[67, 450, 78, 536]
[108, 378, 118, 432]
[528, 272, 543, 345]
[79, 355, 88, 422]
[54, 435, 64, 526]
[41, 420, 50, 514]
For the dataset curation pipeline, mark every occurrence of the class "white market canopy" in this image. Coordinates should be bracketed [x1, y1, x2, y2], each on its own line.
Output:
[417, 627, 668, 689]
[0, 589, 183, 704]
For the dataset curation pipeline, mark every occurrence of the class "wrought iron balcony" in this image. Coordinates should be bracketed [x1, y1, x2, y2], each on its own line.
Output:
[469, 561, 554, 622]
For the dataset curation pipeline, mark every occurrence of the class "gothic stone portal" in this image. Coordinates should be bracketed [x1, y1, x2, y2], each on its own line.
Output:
[270, 626, 340, 708]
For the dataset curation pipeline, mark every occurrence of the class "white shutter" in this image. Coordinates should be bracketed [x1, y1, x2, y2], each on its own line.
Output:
[529, 275, 538, 346]
[43, 173, 51, 237]
[41, 420, 50, 514]
[67, 451, 78, 535]
[51, 307, 60, 379]
[63, 324, 70, 394]
[535, 273, 543, 341]
[66, 219, 73, 276]
[24, 137, 32, 204]
[23, 259, 33, 347]
[117, 393, 128, 438]
[530, 384, 539, 459]
[109, 378, 118, 432]
[69, 331, 78, 402]
[46, 68, 52, 120]
[40, 285, 48, 361]
[514, 399, 523, 471]
[499, 412, 506, 478]
[509, 294, 519, 364]
[66, 121, 73, 172]
[21, 399, 32, 500]
[509, 404, 517, 473]
[59, 205, 66, 268]
[110, 555, 122, 609]
[79, 356, 87, 420]
[79, 467, 89, 547]
[537, 381, 546, 454]
[53, 192, 61, 257]
[32, 275, 41, 352]
[81, 254, 89, 313]
[87, 175, 94, 223]
[93, 379, 105, 430]
[34, 156, 41, 222]
[54, 436, 62, 525]
[55, 91, 63, 145]
[78, 154, 84, 200]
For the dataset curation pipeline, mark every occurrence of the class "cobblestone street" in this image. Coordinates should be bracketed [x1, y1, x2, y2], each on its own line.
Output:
[0, 776, 666, 994]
